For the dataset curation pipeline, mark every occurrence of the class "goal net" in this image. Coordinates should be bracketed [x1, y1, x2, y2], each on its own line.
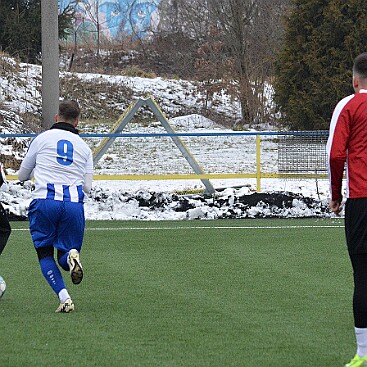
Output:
[277, 132, 328, 174]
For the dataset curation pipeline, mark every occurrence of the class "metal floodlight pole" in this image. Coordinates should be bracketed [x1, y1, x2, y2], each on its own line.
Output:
[41, 0, 59, 130]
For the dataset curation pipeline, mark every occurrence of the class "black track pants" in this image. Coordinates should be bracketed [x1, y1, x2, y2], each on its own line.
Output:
[0, 203, 11, 255]
[350, 253, 367, 328]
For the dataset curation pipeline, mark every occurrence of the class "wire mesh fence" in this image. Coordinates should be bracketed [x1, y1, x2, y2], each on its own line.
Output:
[277, 132, 328, 174]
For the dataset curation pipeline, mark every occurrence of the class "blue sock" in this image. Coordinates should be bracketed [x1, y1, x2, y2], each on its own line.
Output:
[39, 256, 66, 295]
[58, 252, 69, 271]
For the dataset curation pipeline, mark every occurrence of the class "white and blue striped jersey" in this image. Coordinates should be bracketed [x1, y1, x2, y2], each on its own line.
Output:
[20, 126, 93, 203]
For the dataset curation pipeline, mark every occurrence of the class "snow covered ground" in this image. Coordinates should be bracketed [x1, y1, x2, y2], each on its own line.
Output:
[0, 56, 336, 220]
[0, 178, 332, 221]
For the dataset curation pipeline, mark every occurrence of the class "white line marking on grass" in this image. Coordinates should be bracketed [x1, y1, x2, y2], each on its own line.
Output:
[10, 224, 344, 232]
[84, 225, 344, 231]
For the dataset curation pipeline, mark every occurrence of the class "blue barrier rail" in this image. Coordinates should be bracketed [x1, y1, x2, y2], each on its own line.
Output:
[0, 131, 329, 138]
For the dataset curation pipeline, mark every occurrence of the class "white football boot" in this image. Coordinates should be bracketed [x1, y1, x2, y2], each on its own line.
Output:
[67, 249, 83, 285]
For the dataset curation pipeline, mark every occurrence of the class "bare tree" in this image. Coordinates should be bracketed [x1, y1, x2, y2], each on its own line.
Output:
[77, 0, 101, 61]
[158, 0, 290, 126]
[66, 0, 118, 65]
[158, 0, 211, 39]
[204, 0, 287, 125]
[62, 0, 290, 125]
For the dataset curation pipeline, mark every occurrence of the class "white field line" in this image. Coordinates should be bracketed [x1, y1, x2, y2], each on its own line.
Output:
[11, 225, 344, 231]
[86, 225, 344, 230]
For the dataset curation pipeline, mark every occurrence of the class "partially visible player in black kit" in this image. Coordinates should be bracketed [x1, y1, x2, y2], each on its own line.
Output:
[0, 163, 11, 257]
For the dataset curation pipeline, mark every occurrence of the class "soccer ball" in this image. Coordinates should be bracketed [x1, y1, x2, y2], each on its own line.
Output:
[0, 276, 6, 298]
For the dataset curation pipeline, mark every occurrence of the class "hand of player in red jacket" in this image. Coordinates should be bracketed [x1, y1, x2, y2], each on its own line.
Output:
[329, 199, 342, 215]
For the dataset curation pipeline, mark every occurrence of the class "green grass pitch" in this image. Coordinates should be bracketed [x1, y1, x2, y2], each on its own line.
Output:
[0, 218, 355, 366]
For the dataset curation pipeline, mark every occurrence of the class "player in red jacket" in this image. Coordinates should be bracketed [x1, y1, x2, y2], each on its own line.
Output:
[327, 52, 367, 367]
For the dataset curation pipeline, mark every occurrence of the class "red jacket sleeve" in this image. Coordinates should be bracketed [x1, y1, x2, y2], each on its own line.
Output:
[327, 95, 352, 201]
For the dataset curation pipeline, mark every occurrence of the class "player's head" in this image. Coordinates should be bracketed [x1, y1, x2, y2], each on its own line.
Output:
[56, 100, 81, 127]
[352, 53, 367, 91]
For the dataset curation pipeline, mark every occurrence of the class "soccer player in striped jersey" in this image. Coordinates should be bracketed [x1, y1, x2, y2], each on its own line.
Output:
[327, 53, 367, 367]
[18, 100, 93, 313]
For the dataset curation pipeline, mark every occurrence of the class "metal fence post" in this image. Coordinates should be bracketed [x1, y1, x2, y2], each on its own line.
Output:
[256, 135, 261, 192]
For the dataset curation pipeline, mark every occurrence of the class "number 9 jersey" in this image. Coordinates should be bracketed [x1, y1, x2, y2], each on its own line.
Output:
[19, 126, 93, 203]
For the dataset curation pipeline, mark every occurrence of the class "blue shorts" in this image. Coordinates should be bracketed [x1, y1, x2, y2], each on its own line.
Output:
[28, 199, 85, 253]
